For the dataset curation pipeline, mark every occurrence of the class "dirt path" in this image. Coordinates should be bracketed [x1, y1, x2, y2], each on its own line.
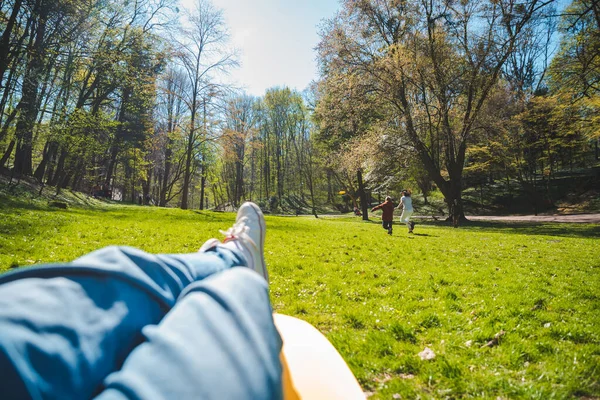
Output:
[315, 213, 600, 223]
[464, 214, 600, 224]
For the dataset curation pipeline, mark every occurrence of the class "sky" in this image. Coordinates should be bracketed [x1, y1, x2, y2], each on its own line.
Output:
[180, 0, 342, 96]
[178, 0, 571, 97]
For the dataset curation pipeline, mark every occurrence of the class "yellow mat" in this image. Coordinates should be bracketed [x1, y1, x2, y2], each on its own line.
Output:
[274, 314, 365, 400]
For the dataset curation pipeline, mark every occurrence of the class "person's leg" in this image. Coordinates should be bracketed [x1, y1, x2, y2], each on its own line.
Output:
[95, 267, 282, 400]
[405, 210, 414, 232]
[400, 210, 414, 231]
[382, 220, 392, 234]
[399, 210, 407, 229]
[0, 202, 275, 400]
[0, 245, 247, 400]
[400, 210, 410, 232]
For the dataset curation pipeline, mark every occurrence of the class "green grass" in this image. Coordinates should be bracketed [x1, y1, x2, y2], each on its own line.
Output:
[1, 197, 599, 399]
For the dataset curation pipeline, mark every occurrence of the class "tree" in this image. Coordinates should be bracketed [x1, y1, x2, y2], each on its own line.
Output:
[549, 0, 600, 99]
[155, 67, 188, 206]
[177, 0, 237, 209]
[260, 88, 306, 204]
[0, 0, 175, 195]
[314, 70, 386, 220]
[317, 0, 553, 223]
[549, 0, 600, 160]
[0, 0, 25, 90]
[11, 0, 93, 175]
[220, 95, 256, 207]
[106, 29, 164, 200]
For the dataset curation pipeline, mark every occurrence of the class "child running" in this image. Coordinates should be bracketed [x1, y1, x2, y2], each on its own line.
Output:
[371, 196, 395, 235]
[396, 189, 415, 233]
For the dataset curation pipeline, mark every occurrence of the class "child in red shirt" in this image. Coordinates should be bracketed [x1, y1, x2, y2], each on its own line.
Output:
[371, 196, 395, 235]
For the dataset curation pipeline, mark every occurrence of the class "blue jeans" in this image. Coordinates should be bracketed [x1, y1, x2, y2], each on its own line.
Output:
[0, 246, 283, 400]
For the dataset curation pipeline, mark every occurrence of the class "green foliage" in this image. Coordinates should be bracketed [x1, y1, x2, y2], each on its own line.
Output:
[212, 88, 323, 209]
[1, 200, 599, 399]
[60, 109, 117, 155]
[517, 95, 587, 175]
[544, 0, 600, 159]
[549, 0, 600, 99]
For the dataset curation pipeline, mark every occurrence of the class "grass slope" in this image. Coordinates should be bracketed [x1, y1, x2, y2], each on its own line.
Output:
[1, 199, 599, 399]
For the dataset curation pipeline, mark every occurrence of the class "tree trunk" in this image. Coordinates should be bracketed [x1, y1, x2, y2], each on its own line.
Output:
[181, 91, 199, 210]
[199, 173, 206, 210]
[263, 150, 270, 200]
[142, 164, 152, 205]
[71, 159, 85, 190]
[0, 107, 18, 145]
[181, 128, 194, 209]
[159, 137, 173, 206]
[357, 169, 368, 221]
[327, 169, 334, 204]
[60, 169, 73, 189]
[445, 190, 463, 228]
[235, 159, 244, 206]
[0, 139, 15, 167]
[0, 69, 20, 139]
[45, 147, 58, 186]
[49, 147, 68, 186]
[276, 147, 283, 201]
[104, 145, 118, 188]
[308, 172, 318, 218]
[0, 0, 24, 87]
[33, 140, 52, 181]
[33, 140, 58, 182]
[13, 1, 49, 176]
[412, 133, 467, 225]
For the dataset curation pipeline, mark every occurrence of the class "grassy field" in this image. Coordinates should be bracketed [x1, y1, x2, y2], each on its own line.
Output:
[1, 198, 599, 399]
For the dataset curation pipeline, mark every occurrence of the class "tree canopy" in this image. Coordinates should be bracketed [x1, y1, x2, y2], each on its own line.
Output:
[0, 0, 597, 218]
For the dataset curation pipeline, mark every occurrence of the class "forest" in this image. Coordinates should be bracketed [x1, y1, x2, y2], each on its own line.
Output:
[0, 0, 598, 220]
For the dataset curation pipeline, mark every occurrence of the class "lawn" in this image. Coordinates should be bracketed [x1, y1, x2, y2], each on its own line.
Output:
[1, 199, 599, 399]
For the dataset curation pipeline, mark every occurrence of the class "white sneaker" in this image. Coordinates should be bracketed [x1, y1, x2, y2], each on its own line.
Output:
[219, 202, 268, 281]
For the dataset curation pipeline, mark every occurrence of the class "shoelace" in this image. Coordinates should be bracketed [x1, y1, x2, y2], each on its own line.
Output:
[220, 217, 258, 249]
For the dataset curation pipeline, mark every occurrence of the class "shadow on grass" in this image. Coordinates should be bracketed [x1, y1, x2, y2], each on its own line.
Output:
[192, 210, 222, 220]
[360, 219, 389, 225]
[412, 232, 435, 237]
[0, 194, 57, 212]
[0, 187, 109, 211]
[419, 219, 600, 239]
[0, 205, 70, 240]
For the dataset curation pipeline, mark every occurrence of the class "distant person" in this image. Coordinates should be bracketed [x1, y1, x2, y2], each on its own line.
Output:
[396, 189, 415, 233]
[353, 206, 361, 216]
[371, 196, 395, 235]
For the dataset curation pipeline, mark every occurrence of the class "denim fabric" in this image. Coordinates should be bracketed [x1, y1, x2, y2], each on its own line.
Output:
[0, 246, 282, 400]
